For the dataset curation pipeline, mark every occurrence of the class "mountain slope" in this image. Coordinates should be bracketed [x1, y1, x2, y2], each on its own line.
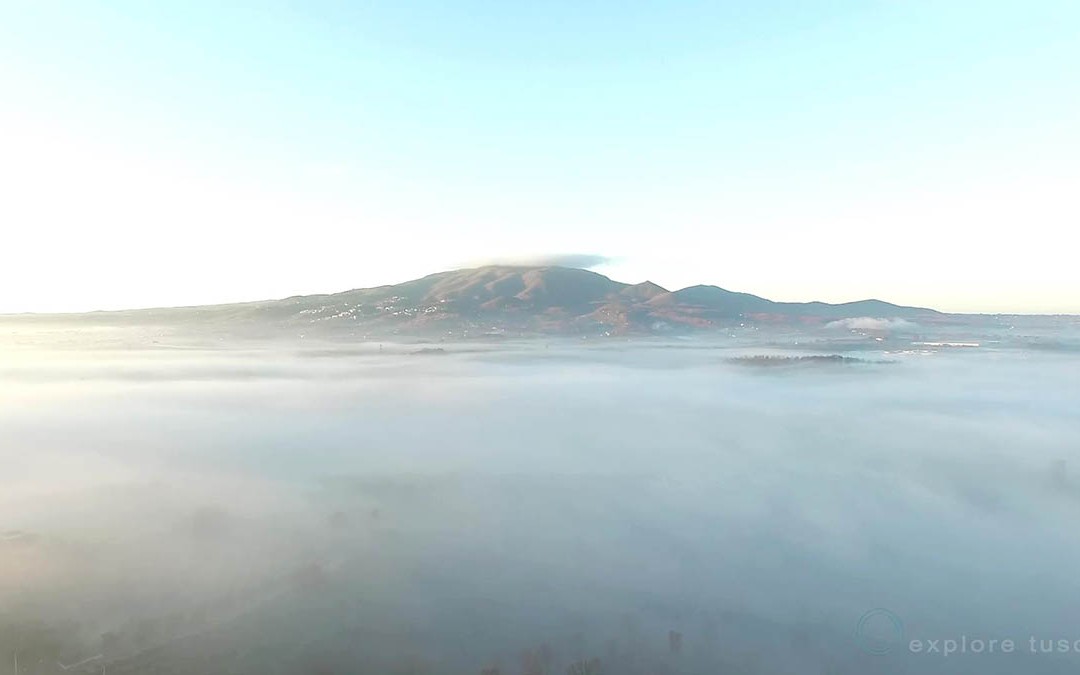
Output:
[3, 265, 943, 336]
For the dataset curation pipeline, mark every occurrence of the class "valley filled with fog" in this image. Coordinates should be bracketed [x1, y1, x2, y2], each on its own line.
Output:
[2, 323, 1079, 674]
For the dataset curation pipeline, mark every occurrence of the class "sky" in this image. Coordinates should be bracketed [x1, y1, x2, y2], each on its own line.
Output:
[1, 0, 1077, 314]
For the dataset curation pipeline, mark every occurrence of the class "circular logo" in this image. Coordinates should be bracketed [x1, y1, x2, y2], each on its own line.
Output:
[855, 608, 904, 655]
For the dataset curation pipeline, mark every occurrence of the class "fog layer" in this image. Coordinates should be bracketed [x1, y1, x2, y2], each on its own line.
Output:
[2, 328, 1079, 674]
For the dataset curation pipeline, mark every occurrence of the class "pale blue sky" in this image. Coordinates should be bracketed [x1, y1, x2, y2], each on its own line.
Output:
[2, 1, 1077, 313]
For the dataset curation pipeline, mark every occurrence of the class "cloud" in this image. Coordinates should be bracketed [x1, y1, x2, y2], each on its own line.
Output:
[466, 253, 614, 269]
[525, 253, 612, 268]
[826, 317, 917, 331]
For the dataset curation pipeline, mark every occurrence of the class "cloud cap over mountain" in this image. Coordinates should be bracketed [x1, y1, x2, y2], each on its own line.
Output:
[463, 254, 614, 269]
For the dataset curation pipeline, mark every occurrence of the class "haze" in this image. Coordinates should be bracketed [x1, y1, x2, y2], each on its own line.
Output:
[3, 3, 1080, 674]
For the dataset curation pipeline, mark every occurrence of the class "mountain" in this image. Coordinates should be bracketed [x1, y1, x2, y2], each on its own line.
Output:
[3, 265, 943, 337]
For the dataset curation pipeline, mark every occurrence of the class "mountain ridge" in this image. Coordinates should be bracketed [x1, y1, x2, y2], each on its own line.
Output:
[0, 265, 948, 337]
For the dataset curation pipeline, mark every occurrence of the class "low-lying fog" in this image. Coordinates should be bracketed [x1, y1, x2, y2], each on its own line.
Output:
[2, 325, 1079, 674]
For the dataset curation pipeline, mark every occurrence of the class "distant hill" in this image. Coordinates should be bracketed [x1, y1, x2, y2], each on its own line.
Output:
[1, 265, 944, 337]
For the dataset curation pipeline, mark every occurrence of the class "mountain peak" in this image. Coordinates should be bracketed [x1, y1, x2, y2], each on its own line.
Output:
[621, 281, 669, 301]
